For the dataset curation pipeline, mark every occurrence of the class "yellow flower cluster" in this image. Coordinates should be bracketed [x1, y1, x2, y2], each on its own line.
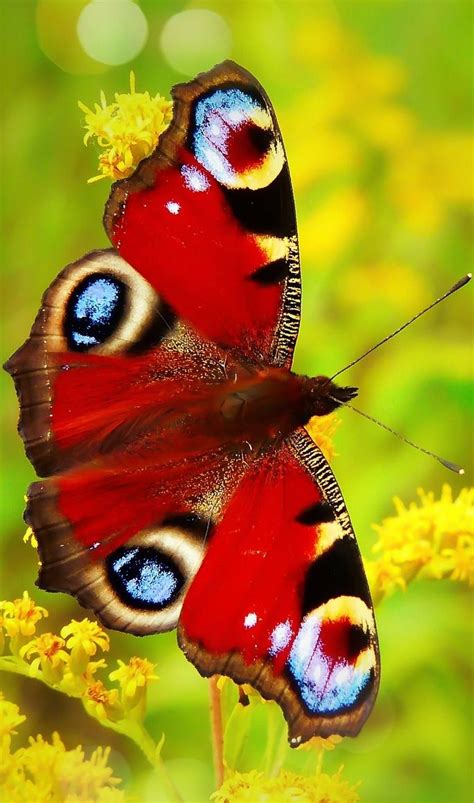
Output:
[0, 694, 126, 802]
[79, 72, 173, 182]
[213, 766, 359, 803]
[306, 413, 340, 461]
[1, 592, 48, 655]
[287, 14, 474, 273]
[366, 485, 473, 603]
[0, 593, 162, 769]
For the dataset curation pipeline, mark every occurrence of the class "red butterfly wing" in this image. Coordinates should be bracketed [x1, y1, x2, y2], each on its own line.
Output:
[105, 61, 301, 366]
[179, 429, 379, 744]
[5, 249, 246, 633]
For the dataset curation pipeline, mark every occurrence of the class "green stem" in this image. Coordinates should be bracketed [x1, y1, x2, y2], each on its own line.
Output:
[209, 675, 225, 789]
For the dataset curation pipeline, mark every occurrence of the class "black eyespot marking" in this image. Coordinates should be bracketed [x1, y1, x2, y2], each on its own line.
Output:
[223, 168, 296, 237]
[296, 501, 335, 526]
[106, 546, 184, 610]
[247, 124, 273, 155]
[347, 624, 371, 658]
[302, 538, 372, 616]
[65, 273, 126, 351]
[250, 258, 289, 285]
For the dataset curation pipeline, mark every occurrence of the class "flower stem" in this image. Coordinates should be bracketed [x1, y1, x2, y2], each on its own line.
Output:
[208, 675, 225, 789]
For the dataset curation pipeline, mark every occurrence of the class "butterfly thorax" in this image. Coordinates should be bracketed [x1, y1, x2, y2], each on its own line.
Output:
[209, 366, 358, 446]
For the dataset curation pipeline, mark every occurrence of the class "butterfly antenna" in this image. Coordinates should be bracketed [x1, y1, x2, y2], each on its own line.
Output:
[331, 397, 464, 475]
[330, 273, 471, 381]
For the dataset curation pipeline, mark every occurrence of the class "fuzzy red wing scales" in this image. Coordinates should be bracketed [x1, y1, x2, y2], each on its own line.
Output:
[178, 431, 379, 745]
[5, 247, 247, 635]
[105, 61, 301, 367]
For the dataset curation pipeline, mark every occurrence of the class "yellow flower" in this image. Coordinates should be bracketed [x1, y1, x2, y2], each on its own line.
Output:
[79, 71, 173, 182]
[1, 592, 48, 653]
[84, 681, 123, 723]
[83, 657, 108, 680]
[61, 618, 109, 675]
[21, 633, 69, 684]
[212, 767, 360, 803]
[109, 656, 158, 712]
[0, 695, 26, 742]
[0, 696, 128, 801]
[22, 526, 38, 550]
[18, 734, 125, 802]
[297, 734, 343, 753]
[441, 535, 474, 584]
[365, 553, 406, 604]
[368, 486, 473, 601]
[306, 413, 340, 461]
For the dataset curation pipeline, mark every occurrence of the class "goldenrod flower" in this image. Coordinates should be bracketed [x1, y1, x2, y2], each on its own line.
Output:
[0, 695, 127, 801]
[0, 695, 26, 743]
[1, 592, 48, 653]
[21, 632, 69, 684]
[83, 657, 108, 681]
[84, 681, 123, 723]
[365, 552, 407, 602]
[109, 656, 158, 712]
[22, 526, 38, 550]
[0, 596, 166, 774]
[18, 734, 124, 802]
[298, 734, 343, 752]
[306, 413, 340, 461]
[212, 766, 360, 802]
[441, 535, 474, 583]
[61, 618, 110, 675]
[79, 72, 173, 183]
[367, 486, 473, 602]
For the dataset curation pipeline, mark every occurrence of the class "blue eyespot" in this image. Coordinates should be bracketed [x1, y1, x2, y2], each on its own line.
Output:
[106, 547, 184, 610]
[65, 273, 126, 351]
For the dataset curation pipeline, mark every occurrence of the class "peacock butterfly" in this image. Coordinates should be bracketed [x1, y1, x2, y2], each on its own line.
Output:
[5, 61, 379, 745]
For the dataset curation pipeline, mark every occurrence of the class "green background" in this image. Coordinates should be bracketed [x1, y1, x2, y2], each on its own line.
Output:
[1, 1, 472, 801]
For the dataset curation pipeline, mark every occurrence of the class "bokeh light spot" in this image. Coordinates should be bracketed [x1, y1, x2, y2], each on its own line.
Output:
[77, 0, 148, 66]
[36, 0, 107, 74]
[160, 9, 231, 76]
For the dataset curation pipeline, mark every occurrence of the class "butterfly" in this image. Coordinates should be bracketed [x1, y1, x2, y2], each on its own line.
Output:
[5, 61, 379, 746]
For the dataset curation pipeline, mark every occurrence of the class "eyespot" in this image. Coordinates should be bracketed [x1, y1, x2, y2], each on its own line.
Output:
[30, 249, 174, 356]
[36, 514, 211, 635]
[106, 546, 184, 610]
[100, 522, 208, 632]
[66, 273, 126, 351]
[191, 87, 285, 190]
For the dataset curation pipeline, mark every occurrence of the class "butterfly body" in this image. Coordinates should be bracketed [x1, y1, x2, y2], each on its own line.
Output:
[197, 364, 357, 450]
[6, 61, 379, 745]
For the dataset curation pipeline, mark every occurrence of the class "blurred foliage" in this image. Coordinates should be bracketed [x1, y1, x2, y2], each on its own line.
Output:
[1, 1, 473, 801]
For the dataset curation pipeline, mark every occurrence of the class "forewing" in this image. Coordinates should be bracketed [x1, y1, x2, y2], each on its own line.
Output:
[178, 430, 380, 744]
[105, 61, 301, 366]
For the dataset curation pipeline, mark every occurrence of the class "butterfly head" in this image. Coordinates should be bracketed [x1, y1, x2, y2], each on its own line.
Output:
[305, 376, 358, 418]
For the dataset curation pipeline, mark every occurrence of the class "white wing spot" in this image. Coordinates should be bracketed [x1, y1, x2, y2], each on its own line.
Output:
[166, 201, 181, 215]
